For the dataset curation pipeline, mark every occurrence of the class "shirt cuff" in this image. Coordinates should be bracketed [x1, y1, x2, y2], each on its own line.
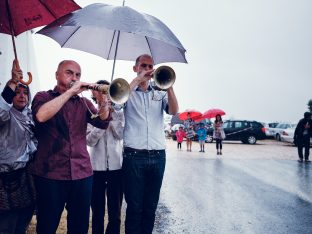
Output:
[0, 94, 12, 111]
[1, 86, 15, 104]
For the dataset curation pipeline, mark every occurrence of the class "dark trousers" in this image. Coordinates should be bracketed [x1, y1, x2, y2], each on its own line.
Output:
[216, 139, 223, 150]
[122, 149, 166, 234]
[0, 206, 34, 234]
[297, 135, 311, 160]
[34, 175, 93, 234]
[177, 142, 182, 149]
[91, 170, 123, 234]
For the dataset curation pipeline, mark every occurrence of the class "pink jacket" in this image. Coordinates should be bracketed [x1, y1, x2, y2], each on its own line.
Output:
[176, 130, 186, 143]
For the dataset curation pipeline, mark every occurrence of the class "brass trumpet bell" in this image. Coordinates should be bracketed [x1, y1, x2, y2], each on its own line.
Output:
[108, 78, 131, 105]
[153, 66, 176, 90]
[81, 78, 130, 105]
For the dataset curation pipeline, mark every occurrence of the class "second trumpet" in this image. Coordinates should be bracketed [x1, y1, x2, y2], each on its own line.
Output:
[84, 78, 130, 105]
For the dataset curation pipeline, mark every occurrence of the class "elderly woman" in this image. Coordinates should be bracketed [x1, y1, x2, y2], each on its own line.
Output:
[0, 60, 37, 234]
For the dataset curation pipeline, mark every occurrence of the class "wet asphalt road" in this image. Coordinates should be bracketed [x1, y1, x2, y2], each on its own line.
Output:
[153, 140, 312, 234]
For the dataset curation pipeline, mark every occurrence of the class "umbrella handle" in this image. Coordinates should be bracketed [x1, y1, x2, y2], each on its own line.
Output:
[15, 59, 33, 85]
[20, 72, 33, 85]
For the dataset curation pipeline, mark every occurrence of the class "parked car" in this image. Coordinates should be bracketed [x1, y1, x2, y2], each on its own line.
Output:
[206, 120, 266, 144]
[281, 125, 312, 146]
[272, 123, 297, 141]
[280, 126, 296, 145]
[263, 122, 279, 138]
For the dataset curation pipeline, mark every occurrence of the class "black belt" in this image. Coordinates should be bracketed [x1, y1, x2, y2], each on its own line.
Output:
[124, 147, 164, 154]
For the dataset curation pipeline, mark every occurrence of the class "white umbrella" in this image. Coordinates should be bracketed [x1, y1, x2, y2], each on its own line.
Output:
[37, 3, 187, 80]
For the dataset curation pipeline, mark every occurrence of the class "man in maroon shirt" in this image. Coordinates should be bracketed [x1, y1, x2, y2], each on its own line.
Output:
[31, 60, 111, 234]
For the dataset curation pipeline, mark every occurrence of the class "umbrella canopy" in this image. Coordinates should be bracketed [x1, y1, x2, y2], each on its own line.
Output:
[0, 0, 81, 36]
[179, 109, 202, 121]
[37, 3, 187, 65]
[0, 0, 80, 85]
[202, 108, 226, 119]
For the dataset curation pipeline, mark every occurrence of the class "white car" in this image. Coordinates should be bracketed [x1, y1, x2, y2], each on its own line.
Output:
[263, 122, 279, 138]
[272, 123, 297, 141]
[280, 127, 296, 144]
[281, 126, 312, 145]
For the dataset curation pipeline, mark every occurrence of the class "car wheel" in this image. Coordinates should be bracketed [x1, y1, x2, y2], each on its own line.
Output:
[206, 134, 213, 143]
[276, 134, 281, 141]
[246, 135, 257, 144]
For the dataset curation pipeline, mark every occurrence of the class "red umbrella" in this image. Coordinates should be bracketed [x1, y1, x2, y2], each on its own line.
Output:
[202, 108, 226, 119]
[0, 0, 80, 84]
[179, 109, 202, 121]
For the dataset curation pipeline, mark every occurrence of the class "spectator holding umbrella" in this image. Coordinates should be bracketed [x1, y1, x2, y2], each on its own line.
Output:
[0, 60, 37, 234]
[213, 114, 225, 155]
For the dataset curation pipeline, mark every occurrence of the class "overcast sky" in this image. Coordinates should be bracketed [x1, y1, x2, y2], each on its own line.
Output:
[5, 0, 312, 123]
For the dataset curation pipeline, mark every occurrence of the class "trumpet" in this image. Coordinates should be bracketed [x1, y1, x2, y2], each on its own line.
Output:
[74, 78, 131, 105]
[152, 66, 176, 90]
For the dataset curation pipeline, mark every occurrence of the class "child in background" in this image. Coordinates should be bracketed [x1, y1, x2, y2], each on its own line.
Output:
[176, 126, 186, 150]
[197, 123, 207, 152]
[186, 125, 195, 152]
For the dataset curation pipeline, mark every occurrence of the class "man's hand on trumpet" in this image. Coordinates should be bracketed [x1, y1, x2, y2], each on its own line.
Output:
[130, 68, 154, 90]
[68, 81, 94, 96]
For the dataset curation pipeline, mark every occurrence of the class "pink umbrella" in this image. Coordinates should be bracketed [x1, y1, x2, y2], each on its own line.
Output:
[201, 108, 226, 119]
[178, 109, 202, 121]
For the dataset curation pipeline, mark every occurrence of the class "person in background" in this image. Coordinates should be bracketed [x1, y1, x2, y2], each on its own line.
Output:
[122, 54, 179, 233]
[0, 60, 37, 234]
[186, 125, 195, 152]
[86, 80, 124, 234]
[294, 112, 312, 163]
[31, 60, 111, 234]
[176, 126, 186, 150]
[197, 123, 207, 152]
[213, 114, 225, 155]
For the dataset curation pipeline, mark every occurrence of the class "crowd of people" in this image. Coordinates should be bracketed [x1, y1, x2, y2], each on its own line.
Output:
[0, 54, 178, 234]
[0, 54, 311, 234]
[175, 114, 226, 155]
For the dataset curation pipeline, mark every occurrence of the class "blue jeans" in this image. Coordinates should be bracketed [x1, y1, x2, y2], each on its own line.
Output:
[34, 176, 93, 234]
[122, 148, 166, 234]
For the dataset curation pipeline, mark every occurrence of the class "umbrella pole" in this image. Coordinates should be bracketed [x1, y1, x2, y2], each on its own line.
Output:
[10, 34, 18, 61]
[110, 1, 124, 81]
[110, 30, 121, 82]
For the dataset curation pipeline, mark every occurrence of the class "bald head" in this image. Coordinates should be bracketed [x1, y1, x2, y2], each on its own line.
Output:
[57, 60, 80, 72]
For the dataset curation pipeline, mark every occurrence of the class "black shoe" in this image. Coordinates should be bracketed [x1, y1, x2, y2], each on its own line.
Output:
[305, 159, 311, 163]
[298, 159, 303, 163]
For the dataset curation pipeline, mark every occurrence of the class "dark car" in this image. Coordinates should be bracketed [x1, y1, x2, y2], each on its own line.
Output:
[206, 120, 266, 144]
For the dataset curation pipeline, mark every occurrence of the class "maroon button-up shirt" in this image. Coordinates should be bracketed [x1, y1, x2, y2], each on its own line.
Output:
[31, 87, 110, 180]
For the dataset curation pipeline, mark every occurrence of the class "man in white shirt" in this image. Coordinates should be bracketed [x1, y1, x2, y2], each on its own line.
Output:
[122, 54, 179, 234]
